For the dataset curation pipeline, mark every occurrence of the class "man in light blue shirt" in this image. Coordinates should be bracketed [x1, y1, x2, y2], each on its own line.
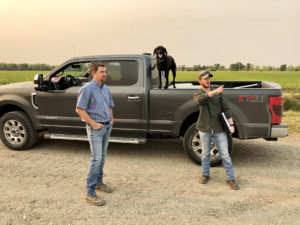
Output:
[76, 62, 114, 206]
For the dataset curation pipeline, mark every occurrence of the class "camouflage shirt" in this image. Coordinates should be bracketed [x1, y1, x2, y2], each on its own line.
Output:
[193, 85, 232, 133]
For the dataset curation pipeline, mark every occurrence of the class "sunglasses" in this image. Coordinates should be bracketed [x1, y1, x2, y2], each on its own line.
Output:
[200, 71, 212, 77]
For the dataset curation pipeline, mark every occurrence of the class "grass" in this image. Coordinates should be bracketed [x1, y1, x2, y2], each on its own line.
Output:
[282, 110, 300, 134]
[283, 91, 300, 111]
[0, 70, 299, 133]
[176, 71, 300, 90]
[0, 71, 49, 85]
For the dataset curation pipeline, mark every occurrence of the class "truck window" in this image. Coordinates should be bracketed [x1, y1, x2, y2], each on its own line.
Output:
[58, 62, 91, 78]
[103, 60, 138, 86]
[49, 62, 91, 90]
[151, 59, 159, 88]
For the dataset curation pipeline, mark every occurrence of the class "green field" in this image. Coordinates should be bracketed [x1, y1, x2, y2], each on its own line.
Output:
[0, 71, 49, 85]
[176, 71, 300, 90]
[0, 70, 299, 133]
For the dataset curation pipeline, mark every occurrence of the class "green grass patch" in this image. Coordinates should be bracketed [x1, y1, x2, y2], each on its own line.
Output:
[0, 71, 49, 85]
[282, 110, 300, 134]
[176, 71, 300, 90]
[283, 91, 300, 111]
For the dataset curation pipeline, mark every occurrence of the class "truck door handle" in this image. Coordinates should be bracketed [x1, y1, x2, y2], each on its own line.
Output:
[128, 95, 140, 101]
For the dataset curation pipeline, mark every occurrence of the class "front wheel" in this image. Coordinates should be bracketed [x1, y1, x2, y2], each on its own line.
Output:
[183, 122, 233, 166]
[0, 111, 38, 150]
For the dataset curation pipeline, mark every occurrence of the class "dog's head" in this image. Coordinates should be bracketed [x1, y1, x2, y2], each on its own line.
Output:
[153, 46, 168, 59]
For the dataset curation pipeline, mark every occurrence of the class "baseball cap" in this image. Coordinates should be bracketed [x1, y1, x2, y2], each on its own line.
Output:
[199, 70, 213, 79]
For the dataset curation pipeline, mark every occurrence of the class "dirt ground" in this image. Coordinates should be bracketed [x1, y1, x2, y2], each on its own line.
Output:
[0, 133, 299, 225]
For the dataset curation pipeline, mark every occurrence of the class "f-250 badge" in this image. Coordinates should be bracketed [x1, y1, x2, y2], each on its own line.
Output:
[238, 96, 265, 102]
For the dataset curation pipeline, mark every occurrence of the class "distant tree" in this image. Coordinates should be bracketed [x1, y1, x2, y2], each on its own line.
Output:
[219, 65, 226, 71]
[287, 65, 295, 71]
[229, 64, 236, 71]
[230, 62, 245, 71]
[192, 65, 201, 71]
[6, 63, 18, 70]
[280, 64, 287, 71]
[0, 63, 55, 71]
[214, 63, 220, 70]
[177, 65, 186, 71]
[262, 66, 272, 71]
[0, 63, 7, 70]
[295, 65, 300, 71]
[206, 66, 214, 71]
[19, 63, 30, 70]
[246, 63, 253, 71]
[254, 65, 261, 71]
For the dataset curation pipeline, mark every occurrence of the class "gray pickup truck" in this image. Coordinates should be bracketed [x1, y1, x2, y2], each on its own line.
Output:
[0, 54, 288, 165]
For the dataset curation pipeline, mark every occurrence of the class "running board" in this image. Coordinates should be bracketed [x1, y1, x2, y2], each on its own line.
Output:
[44, 133, 146, 144]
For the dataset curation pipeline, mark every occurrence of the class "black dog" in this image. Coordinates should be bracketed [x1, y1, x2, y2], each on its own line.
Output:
[153, 46, 176, 89]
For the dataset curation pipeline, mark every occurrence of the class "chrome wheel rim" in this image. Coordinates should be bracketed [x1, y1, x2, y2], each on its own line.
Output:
[3, 120, 26, 145]
[192, 132, 220, 160]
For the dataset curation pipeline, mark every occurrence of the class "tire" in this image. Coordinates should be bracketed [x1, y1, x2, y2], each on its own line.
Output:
[183, 122, 233, 166]
[0, 111, 38, 150]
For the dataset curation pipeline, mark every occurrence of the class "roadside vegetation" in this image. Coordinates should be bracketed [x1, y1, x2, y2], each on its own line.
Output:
[0, 71, 49, 85]
[0, 70, 299, 133]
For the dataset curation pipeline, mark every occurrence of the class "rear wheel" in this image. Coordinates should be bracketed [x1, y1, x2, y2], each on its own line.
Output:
[183, 122, 233, 166]
[0, 111, 38, 150]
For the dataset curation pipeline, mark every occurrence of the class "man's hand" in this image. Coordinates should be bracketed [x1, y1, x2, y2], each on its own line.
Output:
[214, 85, 224, 94]
[209, 85, 224, 97]
[92, 122, 104, 130]
[230, 125, 235, 134]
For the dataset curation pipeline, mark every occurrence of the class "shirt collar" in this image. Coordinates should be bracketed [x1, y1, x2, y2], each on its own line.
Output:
[91, 79, 104, 89]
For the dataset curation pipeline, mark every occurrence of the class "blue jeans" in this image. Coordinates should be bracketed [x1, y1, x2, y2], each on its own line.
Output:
[199, 131, 235, 180]
[86, 124, 112, 196]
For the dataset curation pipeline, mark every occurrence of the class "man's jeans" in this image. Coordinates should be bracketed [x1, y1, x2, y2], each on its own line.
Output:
[86, 124, 112, 196]
[199, 131, 235, 180]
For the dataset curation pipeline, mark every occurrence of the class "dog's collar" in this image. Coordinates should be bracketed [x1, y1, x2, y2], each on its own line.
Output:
[157, 56, 165, 63]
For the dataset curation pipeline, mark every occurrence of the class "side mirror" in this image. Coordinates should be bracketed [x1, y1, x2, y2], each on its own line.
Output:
[34, 74, 46, 91]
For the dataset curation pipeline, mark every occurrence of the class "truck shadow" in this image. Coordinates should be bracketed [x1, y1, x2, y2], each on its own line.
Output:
[28, 137, 292, 167]
[32, 138, 191, 165]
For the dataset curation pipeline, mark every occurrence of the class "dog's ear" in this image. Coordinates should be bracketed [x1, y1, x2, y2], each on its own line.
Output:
[163, 46, 168, 55]
[153, 47, 157, 56]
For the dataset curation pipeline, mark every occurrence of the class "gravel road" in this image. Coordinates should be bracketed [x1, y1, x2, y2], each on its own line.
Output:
[0, 133, 299, 225]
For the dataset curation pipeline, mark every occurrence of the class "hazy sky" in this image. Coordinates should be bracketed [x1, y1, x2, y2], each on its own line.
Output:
[0, 0, 299, 67]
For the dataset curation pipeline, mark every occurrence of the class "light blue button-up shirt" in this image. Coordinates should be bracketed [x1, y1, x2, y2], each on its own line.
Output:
[76, 80, 114, 123]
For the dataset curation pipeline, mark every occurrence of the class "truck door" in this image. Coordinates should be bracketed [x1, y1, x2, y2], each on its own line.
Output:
[102, 59, 147, 139]
[35, 62, 91, 129]
[35, 86, 83, 128]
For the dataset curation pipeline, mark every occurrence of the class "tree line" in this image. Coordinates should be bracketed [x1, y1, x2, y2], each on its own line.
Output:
[177, 63, 300, 71]
[1, 62, 299, 72]
[0, 63, 55, 71]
